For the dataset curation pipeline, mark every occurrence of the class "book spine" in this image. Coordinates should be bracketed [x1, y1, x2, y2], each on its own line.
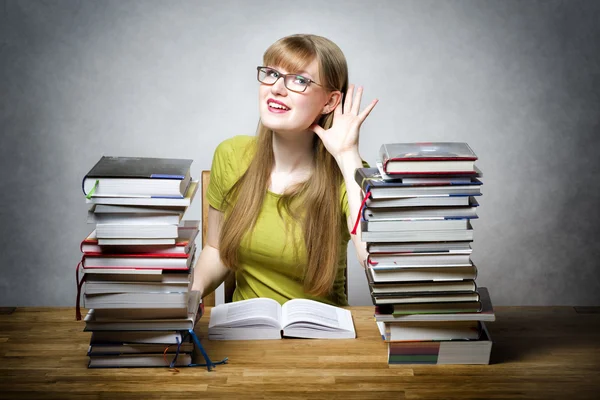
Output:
[150, 174, 185, 179]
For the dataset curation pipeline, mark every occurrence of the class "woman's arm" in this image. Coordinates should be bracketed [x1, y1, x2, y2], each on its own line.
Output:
[337, 153, 368, 268]
[190, 205, 232, 295]
[310, 84, 378, 269]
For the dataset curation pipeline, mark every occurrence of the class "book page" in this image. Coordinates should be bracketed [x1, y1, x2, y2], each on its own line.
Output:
[281, 299, 354, 331]
[208, 298, 282, 329]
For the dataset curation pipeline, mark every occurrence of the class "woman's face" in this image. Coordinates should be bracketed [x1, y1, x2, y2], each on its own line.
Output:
[258, 59, 330, 135]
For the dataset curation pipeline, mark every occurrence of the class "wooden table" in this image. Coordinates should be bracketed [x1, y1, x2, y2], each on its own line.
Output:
[0, 306, 599, 399]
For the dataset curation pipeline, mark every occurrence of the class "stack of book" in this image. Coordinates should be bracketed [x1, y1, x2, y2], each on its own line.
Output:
[356, 143, 495, 365]
[77, 156, 204, 368]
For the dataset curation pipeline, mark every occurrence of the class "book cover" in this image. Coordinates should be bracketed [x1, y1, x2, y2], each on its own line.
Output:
[354, 167, 482, 192]
[85, 156, 193, 180]
[379, 143, 478, 175]
[386, 322, 492, 365]
[85, 181, 199, 207]
[374, 287, 495, 322]
[380, 143, 477, 162]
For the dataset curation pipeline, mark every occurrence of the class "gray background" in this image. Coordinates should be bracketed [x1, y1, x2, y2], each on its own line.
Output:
[1, 0, 599, 307]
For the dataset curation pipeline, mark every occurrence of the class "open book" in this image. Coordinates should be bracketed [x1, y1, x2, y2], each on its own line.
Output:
[208, 298, 356, 340]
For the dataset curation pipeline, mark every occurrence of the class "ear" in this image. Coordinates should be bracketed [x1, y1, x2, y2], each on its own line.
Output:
[322, 90, 342, 114]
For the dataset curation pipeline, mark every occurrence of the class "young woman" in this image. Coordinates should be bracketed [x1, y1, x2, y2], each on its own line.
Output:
[191, 34, 377, 306]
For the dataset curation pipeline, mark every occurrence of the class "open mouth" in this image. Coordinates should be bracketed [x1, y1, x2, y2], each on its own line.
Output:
[267, 100, 290, 112]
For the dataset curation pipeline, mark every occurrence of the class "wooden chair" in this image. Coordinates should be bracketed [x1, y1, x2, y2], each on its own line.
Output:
[201, 171, 235, 307]
[200, 170, 348, 306]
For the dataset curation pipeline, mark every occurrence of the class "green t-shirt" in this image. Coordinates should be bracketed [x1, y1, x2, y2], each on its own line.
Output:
[207, 135, 351, 306]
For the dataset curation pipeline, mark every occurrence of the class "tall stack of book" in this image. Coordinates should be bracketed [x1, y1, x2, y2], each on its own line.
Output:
[76, 156, 205, 368]
[356, 143, 496, 365]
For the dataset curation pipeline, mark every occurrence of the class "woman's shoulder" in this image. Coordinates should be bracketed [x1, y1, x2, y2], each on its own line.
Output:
[211, 135, 257, 182]
[215, 135, 256, 155]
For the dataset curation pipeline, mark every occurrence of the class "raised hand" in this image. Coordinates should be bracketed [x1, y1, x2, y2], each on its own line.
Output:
[310, 84, 378, 160]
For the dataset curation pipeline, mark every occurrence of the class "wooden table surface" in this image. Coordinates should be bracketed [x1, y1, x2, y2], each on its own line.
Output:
[0, 305, 599, 399]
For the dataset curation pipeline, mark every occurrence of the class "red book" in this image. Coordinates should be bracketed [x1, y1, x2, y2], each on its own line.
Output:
[379, 142, 478, 175]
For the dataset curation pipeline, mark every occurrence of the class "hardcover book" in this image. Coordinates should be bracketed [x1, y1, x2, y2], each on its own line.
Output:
[374, 287, 495, 322]
[379, 143, 478, 175]
[386, 322, 492, 365]
[367, 263, 478, 283]
[376, 320, 482, 342]
[355, 167, 482, 199]
[82, 156, 193, 198]
[86, 181, 199, 207]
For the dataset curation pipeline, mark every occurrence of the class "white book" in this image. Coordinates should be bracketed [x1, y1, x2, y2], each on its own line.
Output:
[366, 196, 472, 208]
[90, 330, 184, 344]
[84, 292, 189, 309]
[368, 253, 472, 267]
[362, 227, 474, 243]
[84, 281, 190, 294]
[83, 254, 194, 269]
[367, 241, 472, 254]
[96, 237, 176, 245]
[88, 212, 182, 225]
[362, 219, 469, 232]
[83, 267, 166, 275]
[83, 172, 191, 198]
[88, 354, 192, 368]
[84, 292, 202, 331]
[372, 292, 480, 305]
[95, 224, 179, 239]
[369, 280, 477, 295]
[93, 204, 186, 214]
[84, 273, 191, 284]
[87, 342, 194, 355]
[208, 298, 356, 340]
[374, 287, 495, 323]
[82, 220, 199, 249]
[387, 323, 492, 365]
[377, 320, 482, 341]
[86, 181, 198, 207]
[364, 206, 478, 221]
[369, 185, 481, 199]
[367, 264, 478, 283]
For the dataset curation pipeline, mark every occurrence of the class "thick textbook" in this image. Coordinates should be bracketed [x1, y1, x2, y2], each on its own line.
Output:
[82, 156, 193, 198]
[86, 181, 199, 207]
[208, 298, 356, 340]
[83, 292, 190, 309]
[362, 218, 472, 232]
[355, 167, 482, 199]
[363, 202, 479, 221]
[367, 252, 472, 267]
[82, 247, 196, 270]
[81, 221, 199, 250]
[366, 195, 474, 208]
[84, 293, 203, 331]
[88, 353, 193, 368]
[371, 291, 480, 306]
[374, 287, 495, 322]
[379, 143, 478, 174]
[377, 320, 482, 342]
[366, 241, 472, 254]
[386, 322, 492, 365]
[367, 263, 478, 283]
[87, 341, 194, 355]
[361, 223, 474, 243]
[369, 280, 477, 295]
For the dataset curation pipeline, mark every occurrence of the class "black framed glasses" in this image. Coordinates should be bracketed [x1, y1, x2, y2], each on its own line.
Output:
[256, 66, 324, 93]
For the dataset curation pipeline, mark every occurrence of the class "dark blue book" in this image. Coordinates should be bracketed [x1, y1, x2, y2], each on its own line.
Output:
[82, 156, 193, 198]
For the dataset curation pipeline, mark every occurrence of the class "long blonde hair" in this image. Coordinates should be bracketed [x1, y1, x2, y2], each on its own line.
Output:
[219, 34, 349, 297]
